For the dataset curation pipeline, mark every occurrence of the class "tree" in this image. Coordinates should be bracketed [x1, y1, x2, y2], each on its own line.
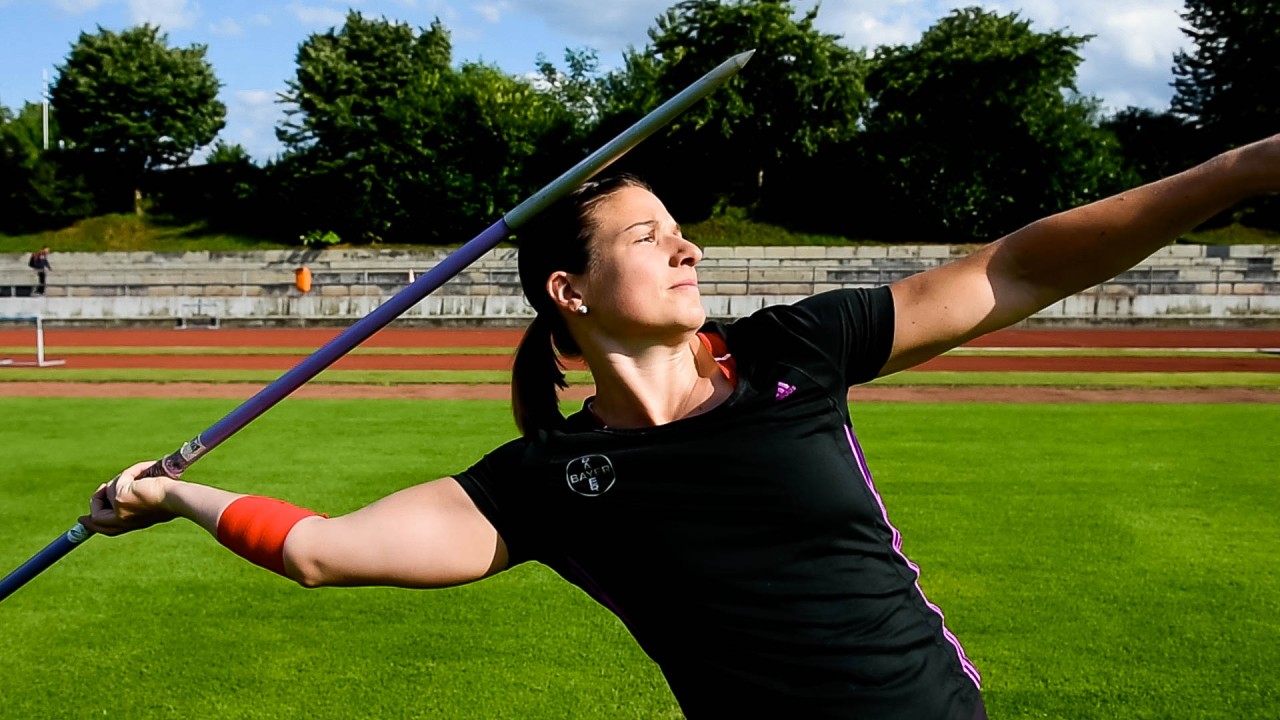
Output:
[1170, 0, 1279, 229]
[1102, 107, 1205, 184]
[277, 13, 460, 243]
[50, 24, 225, 216]
[148, 140, 264, 232]
[535, 48, 609, 134]
[278, 12, 578, 244]
[205, 140, 253, 166]
[1171, 0, 1280, 152]
[855, 7, 1133, 242]
[0, 102, 94, 232]
[603, 0, 870, 219]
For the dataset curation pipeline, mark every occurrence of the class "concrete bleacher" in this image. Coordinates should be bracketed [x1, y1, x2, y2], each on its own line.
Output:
[1, 243, 1278, 326]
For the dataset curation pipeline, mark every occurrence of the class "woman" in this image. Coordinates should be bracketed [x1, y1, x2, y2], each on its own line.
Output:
[84, 134, 1278, 719]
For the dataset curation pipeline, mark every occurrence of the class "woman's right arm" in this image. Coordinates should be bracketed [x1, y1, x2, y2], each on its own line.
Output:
[80, 461, 510, 590]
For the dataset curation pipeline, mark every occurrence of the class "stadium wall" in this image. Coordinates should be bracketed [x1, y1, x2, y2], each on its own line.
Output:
[2, 245, 1278, 327]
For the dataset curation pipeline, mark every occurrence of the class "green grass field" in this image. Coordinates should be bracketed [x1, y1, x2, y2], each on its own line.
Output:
[1, 398, 1278, 719]
[4, 213, 1277, 252]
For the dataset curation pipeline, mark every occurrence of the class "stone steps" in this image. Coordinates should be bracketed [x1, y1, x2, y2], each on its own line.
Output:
[3, 246, 1277, 324]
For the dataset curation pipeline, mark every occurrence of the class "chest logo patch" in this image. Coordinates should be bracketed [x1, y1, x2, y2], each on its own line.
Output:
[565, 454, 616, 497]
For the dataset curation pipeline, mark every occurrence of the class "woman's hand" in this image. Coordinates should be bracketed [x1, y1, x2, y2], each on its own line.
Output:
[78, 461, 178, 536]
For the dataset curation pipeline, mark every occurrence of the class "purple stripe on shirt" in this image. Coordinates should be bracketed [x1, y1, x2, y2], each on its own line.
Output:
[564, 557, 634, 628]
[844, 424, 983, 689]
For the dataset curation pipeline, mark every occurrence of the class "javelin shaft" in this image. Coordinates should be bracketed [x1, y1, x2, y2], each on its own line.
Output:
[0, 49, 755, 604]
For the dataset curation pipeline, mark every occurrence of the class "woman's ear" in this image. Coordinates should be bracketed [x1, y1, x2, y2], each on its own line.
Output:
[547, 271, 585, 315]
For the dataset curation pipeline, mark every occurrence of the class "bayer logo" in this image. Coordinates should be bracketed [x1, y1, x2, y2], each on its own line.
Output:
[565, 454, 616, 497]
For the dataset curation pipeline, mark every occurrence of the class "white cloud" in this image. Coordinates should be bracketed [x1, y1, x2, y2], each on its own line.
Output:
[236, 88, 276, 108]
[806, 1, 936, 50]
[1096, 5, 1187, 69]
[475, 3, 501, 23]
[805, 0, 1190, 111]
[981, 0, 1189, 111]
[250, 12, 271, 26]
[208, 17, 242, 37]
[288, 3, 347, 28]
[54, 0, 106, 13]
[221, 88, 286, 162]
[129, 0, 198, 30]
[498, 0, 667, 53]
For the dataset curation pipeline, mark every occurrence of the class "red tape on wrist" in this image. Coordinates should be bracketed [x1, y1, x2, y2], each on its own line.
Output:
[216, 496, 326, 577]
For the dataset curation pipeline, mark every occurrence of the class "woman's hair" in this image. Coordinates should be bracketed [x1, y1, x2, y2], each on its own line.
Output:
[512, 173, 653, 436]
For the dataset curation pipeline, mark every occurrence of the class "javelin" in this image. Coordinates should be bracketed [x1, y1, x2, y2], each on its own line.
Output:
[0, 49, 755, 603]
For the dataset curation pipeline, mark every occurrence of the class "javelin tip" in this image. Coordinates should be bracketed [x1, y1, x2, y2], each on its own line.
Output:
[730, 49, 756, 68]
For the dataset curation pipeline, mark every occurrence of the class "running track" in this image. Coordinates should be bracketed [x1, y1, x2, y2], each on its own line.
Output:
[1, 327, 1278, 373]
[3, 327, 1280, 349]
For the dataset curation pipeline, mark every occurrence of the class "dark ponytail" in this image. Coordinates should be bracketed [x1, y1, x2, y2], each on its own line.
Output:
[511, 173, 653, 436]
[512, 315, 570, 435]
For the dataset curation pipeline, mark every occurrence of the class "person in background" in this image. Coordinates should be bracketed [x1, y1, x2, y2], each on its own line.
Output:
[28, 246, 51, 296]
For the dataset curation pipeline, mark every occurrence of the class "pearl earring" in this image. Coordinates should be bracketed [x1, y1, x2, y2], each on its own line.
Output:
[576, 305, 589, 315]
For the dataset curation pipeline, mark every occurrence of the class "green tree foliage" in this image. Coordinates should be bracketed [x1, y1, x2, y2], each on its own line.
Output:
[0, 102, 94, 232]
[854, 7, 1133, 242]
[603, 0, 869, 220]
[536, 48, 609, 134]
[1171, 0, 1279, 229]
[446, 62, 583, 221]
[205, 140, 253, 166]
[50, 24, 225, 215]
[277, 12, 578, 244]
[1172, 0, 1279, 151]
[149, 140, 264, 232]
[1102, 107, 1206, 183]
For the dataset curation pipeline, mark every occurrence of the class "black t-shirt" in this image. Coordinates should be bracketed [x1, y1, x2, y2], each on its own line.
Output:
[455, 287, 982, 719]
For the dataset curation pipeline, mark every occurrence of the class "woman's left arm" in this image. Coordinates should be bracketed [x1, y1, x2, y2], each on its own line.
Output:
[882, 134, 1279, 375]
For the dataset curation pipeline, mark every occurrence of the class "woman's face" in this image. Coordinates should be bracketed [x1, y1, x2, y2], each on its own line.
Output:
[565, 185, 705, 342]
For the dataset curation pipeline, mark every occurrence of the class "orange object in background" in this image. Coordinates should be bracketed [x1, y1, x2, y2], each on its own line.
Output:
[295, 266, 312, 293]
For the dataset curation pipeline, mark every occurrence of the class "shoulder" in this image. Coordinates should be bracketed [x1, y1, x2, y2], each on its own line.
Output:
[452, 437, 536, 515]
[468, 435, 535, 473]
[709, 287, 896, 388]
[716, 287, 893, 349]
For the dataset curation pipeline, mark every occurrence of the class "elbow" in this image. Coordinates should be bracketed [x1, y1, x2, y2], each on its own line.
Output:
[284, 550, 330, 588]
[989, 237, 1071, 312]
[294, 573, 326, 590]
[281, 517, 335, 588]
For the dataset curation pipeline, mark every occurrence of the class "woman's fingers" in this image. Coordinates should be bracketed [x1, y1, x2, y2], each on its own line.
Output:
[120, 460, 159, 480]
[79, 461, 170, 536]
[80, 484, 124, 535]
[105, 477, 121, 513]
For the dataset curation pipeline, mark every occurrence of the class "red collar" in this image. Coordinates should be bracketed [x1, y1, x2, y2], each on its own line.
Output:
[697, 331, 738, 387]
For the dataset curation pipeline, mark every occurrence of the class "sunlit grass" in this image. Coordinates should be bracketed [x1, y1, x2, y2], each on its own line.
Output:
[0, 399, 1276, 718]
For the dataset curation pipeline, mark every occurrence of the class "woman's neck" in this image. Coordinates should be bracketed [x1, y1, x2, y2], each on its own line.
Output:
[582, 333, 731, 429]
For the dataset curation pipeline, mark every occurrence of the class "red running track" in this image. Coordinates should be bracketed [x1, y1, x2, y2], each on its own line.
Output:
[9, 353, 1276, 373]
[2, 327, 1280, 349]
[1, 327, 1278, 373]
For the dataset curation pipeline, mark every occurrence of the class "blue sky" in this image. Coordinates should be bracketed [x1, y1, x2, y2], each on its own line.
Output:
[0, 0, 1193, 163]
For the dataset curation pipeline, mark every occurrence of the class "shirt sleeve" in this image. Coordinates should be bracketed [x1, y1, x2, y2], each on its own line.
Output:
[725, 286, 896, 390]
[452, 437, 538, 566]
